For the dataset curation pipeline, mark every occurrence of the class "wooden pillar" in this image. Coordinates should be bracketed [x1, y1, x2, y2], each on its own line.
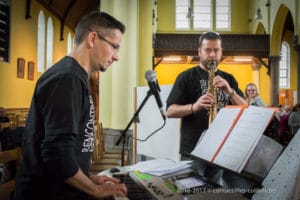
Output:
[89, 71, 99, 123]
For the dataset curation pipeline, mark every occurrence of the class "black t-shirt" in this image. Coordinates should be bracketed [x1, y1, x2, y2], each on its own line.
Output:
[14, 56, 95, 200]
[166, 66, 243, 156]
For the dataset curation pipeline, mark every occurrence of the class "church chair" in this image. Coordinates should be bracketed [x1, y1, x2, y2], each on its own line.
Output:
[0, 147, 22, 200]
[89, 122, 128, 173]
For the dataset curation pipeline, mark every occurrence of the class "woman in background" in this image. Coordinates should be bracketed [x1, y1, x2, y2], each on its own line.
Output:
[244, 83, 266, 107]
[278, 105, 292, 144]
[288, 103, 300, 135]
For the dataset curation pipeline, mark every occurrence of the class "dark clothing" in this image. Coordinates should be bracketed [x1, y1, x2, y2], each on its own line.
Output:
[0, 127, 23, 187]
[0, 116, 9, 123]
[279, 114, 290, 136]
[166, 66, 243, 156]
[278, 113, 290, 144]
[13, 56, 95, 200]
[0, 126, 23, 150]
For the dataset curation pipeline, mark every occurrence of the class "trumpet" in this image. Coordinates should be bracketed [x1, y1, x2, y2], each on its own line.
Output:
[207, 60, 218, 126]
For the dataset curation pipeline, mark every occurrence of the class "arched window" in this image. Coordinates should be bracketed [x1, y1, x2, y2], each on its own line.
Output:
[37, 11, 45, 72]
[279, 42, 290, 88]
[67, 32, 73, 54]
[46, 17, 53, 69]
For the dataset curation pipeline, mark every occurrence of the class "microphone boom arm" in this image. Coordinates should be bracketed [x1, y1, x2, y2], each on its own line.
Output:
[115, 89, 153, 166]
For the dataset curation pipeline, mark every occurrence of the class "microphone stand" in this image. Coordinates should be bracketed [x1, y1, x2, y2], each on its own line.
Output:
[115, 90, 153, 166]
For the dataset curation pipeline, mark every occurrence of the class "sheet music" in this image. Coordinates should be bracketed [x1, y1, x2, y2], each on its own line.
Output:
[191, 107, 243, 161]
[191, 106, 275, 173]
[128, 158, 192, 176]
[214, 106, 275, 172]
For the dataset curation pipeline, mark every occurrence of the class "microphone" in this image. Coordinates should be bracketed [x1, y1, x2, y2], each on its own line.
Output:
[145, 70, 166, 120]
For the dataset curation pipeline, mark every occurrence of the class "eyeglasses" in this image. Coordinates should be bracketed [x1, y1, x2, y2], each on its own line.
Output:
[96, 33, 120, 51]
[89, 28, 120, 51]
[247, 89, 256, 92]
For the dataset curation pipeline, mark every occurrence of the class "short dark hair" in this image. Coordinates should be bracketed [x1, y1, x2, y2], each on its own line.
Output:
[198, 32, 222, 47]
[74, 11, 126, 44]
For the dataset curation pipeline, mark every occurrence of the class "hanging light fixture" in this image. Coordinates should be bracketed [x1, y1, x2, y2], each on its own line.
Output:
[255, 7, 263, 20]
[255, 0, 263, 20]
[186, 6, 194, 20]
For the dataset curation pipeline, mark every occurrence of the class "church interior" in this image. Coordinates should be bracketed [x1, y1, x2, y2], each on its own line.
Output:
[1, 0, 300, 199]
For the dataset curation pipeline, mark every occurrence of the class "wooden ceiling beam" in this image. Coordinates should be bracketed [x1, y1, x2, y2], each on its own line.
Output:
[154, 33, 270, 59]
[35, 0, 99, 40]
[59, 0, 76, 41]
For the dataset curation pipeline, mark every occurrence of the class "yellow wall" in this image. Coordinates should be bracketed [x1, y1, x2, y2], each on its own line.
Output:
[138, 0, 153, 86]
[155, 64, 194, 85]
[218, 64, 252, 93]
[0, 0, 72, 108]
[259, 66, 270, 105]
[157, 0, 249, 33]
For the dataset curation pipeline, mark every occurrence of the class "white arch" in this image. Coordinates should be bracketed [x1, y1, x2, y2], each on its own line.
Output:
[46, 17, 54, 69]
[67, 32, 73, 54]
[37, 10, 45, 72]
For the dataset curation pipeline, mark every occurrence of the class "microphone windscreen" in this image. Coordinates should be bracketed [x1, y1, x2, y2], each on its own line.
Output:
[145, 70, 156, 82]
